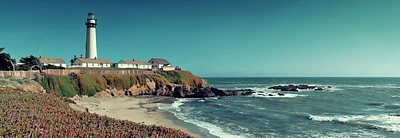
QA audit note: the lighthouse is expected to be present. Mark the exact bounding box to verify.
[85,11,97,59]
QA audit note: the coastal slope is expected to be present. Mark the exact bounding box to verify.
[39,70,237,98]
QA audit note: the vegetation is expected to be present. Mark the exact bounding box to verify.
[40,75,78,97]
[0,47,16,71]
[0,92,192,137]
[159,70,203,86]
[18,55,41,71]
[40,71,203,97]
[77,74,107,96]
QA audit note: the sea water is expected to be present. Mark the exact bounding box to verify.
[158,77,400,137]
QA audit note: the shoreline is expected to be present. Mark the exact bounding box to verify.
[69,96,206,138]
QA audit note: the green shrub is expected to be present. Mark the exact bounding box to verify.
[58,76,78,97]
[40,75,78,97]
[159,71,202,86]
[77,74,105,96]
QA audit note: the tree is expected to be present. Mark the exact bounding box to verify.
[0,47,16,71]
[19,55,41,71]
[42,64,65,70]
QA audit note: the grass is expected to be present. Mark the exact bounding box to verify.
[158,70,203,87]
[40,70,203,97]
[40,74,78,97]
[76,74,106,96]
[0,92,192,137]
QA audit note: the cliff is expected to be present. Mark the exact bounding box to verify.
[38,70,237,98]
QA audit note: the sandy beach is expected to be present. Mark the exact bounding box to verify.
[69,96,204,138]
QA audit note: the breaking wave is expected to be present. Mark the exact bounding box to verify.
[309,114,400,132]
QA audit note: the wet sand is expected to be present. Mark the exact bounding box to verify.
[69,96,205,138]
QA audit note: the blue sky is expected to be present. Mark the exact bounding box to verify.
[1,0,400,77]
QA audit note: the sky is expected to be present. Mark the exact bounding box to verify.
[1,0,400,77]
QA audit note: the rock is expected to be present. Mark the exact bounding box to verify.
[241,91,255,96]
[237,89,253,91]
[189,87,216,98]
[200,79,210,88]
[62,98,76,104]
[173,86,217,98]
[281,87,298,91]
[172,86,190,98]
[278,93,285,96]
[171,86,239,98]
[93,91,113,98]
[268,94,274,96]
[211,87,237,96]
[269,84,317,91]
[22,83,46,93]
[315,87,324,91]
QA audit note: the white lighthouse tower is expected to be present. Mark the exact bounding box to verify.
[85,11,97,59]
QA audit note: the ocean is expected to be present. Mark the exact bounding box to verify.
[158,77,400,138]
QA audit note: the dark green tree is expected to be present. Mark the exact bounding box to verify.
[0,47,16,71]
[19,55,41,71]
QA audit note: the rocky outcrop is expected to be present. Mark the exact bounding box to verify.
[200,79,210,88]
[171,85,238,98]
[268,84,331,91]
[38,71,232,98]
[91,77,222,98]
[0,78,45,93]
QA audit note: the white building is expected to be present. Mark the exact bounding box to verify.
[149,58,173,70]
[115,59,152,69]
[71,58,112,68]
[39,57,67,68]
[85,11,98,59]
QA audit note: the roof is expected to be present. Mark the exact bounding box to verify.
[39,58,66,63]
[149,58,170,65]
[119,60,151,65]
[77,58,112,64]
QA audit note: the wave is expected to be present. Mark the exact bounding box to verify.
[334,84,400,89]
[309,114,400,132]
[307,129,382,138]
[158,99,251,138]
[250,92,305,98]
[364,102,400,110]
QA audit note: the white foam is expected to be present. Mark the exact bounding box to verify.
[309,114,364,122]
[159,99,249,138]
[309,114,400,132]
[335,84,400,89]
[308,129,382,138]
[363,114,400,132]
[251,92,305,98]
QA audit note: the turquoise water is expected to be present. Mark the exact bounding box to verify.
[159,78,400,137]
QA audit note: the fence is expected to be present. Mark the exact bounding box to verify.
[0,70,40,79]
[0,69,153,79]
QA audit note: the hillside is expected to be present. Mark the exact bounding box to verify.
[39,70,210,98]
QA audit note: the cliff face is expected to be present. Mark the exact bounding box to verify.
[38,70,236,98]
